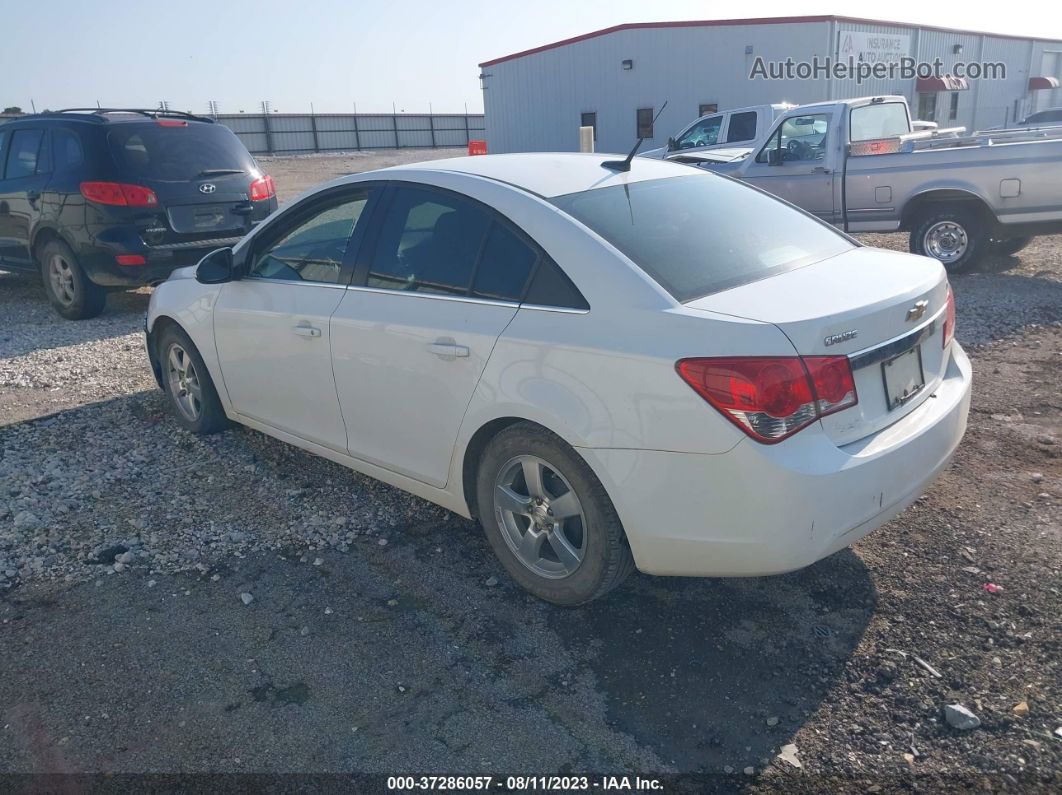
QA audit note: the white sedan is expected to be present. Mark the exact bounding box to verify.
[145,153,971,605]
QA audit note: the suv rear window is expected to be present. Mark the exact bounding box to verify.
[550,174,853,302]
[107,123,255,182]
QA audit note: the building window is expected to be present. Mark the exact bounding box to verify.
[636,107,654,139]
[698,103,718,117]
[949,92,959,121]
[580,112,597,141]
[917,93,938,123]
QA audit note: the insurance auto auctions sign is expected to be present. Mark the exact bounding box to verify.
[838,31,911,64]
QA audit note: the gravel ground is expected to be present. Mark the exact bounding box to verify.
[0,151,1059,788]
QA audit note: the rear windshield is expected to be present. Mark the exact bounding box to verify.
[107,123,255,181]
[850,102,910,141]
[549,174,854,301]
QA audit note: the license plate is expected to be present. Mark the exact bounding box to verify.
[882,346,925,410]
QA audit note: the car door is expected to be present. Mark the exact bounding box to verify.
[213,185,378,450]
[0,127,51,268]
[740,111,837,223]
[330,184,540,488]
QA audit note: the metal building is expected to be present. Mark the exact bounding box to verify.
[479,15,1062,154]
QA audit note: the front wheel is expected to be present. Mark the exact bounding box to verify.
[909,207,987,273]
[38,239,107,320]
[158,325,231,435]
[476,423,635,606]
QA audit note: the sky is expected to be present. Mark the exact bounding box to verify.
[3,0,1061,115]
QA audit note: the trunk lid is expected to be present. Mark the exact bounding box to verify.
[686,247,951,445]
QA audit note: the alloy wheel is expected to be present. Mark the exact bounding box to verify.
[166,344,203,422]
[494,455,587,579]
[48,254,77,306]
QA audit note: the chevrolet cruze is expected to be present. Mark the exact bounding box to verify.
[145,153,971,605]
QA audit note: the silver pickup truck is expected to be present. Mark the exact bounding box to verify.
[681,96,1062,272]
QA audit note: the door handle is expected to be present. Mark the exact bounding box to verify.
[812,166,831,173]
[292,325,321,338]
[427,340,470,359]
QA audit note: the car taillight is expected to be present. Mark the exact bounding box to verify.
[249,175,276,201]
[676,355,858,444]
[80,181,158,207]
[942,286,956,348]
[156,119,188,127]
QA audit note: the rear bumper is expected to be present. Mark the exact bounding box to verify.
[80,236,242,288]
[582,342,972,577]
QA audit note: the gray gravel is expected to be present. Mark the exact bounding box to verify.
[1,153,1060,784]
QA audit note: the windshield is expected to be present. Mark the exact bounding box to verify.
[108,123,256,182]
[550,174,854,301]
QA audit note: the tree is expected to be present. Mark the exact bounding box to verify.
[3,106,23,114]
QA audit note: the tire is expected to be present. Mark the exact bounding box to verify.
[38,239,107,320]
[475,422,635,606]
[908,206,987,274]
[989,236,1032,257]
[157,325,231,435]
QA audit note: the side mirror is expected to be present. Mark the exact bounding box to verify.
[196,247,236,284]
[767,147,784,166]
[667,136,677,151]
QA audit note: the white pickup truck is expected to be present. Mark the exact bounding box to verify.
[639,103,793,159]
[682,96,1062,271]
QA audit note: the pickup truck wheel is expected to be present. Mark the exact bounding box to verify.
[158,325,231,435]
[38,240,107,320]
[989,236,1032,257]
[909,208,987,273]
[476,423,635,606]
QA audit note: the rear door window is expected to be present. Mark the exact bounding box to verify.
[471,223,537,301]
[726,111,758,142]
[5,129,44,179]
[550,174,853,302]
[107,123,255,181]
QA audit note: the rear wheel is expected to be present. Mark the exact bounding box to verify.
[909,206,987,273]
[38,239,107,320]
[158,325,231,435]
[989,236,1032,257]
[476,423,635,606]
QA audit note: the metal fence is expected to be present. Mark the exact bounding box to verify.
[215,112,486,155]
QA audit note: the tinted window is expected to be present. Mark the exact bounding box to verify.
[524,257,589,310]
[251,195,367,284]
[550,174,853,302]
[108,123,255,181]
[35,131,52,175]
[368,188,490,295]
[726,111,758,143]
[53,129,85,173]
[676,116,722,149]
[850,102,910,141]
[5,129,43,179]
[0,130,6,177]
[471,223,537,301]
[756,113,830,164]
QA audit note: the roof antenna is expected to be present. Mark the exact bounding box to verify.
[602,100,668,172]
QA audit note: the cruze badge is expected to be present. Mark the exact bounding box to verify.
[824,330,858,347]
[199,183,217,194]
[906,299,928,322]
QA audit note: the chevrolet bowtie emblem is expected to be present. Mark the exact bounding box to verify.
[906,300,928,322]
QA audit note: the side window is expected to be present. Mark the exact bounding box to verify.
[0,130,7,179]
[676,115,722,149]
[756,114,830,164]
[368,187,490,295]
[251,194,368,284]
[53,129,85,173]
[35,131,52,175]
[726,111,758,143]
[524,257,589,311]
[471,223,537,301]
[5,129,44,179]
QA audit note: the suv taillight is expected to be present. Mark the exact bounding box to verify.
[676,355,858,444]
[942,286,956,349]
[80,181,158,207]
[249,175,276,201]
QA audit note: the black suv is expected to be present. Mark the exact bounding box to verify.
[0,109,278,319]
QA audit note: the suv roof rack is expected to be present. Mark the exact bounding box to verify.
[39,108,215,124]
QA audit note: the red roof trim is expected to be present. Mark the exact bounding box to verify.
[479,15,1062,67]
